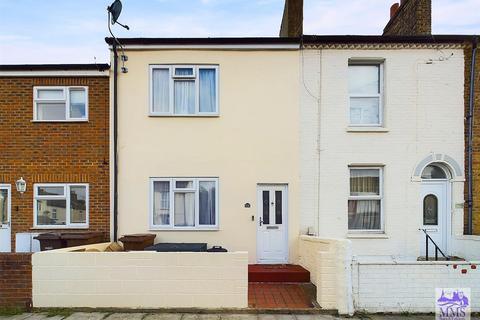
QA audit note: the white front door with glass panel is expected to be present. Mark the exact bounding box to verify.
[257,185,288,264]
[420,181,449,256]
[0,185,11,252]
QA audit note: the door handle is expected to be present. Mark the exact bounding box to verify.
[259,218,263,226]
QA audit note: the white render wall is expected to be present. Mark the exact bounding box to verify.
[300,48,466,258]
[353,261,480,313]
[115,49,300,264]
[32,244,248,308]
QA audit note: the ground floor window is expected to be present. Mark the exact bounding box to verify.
[34,183,88,228]
[150,177,218,229]
[348,167,383,231]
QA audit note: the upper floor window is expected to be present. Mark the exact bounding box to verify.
[34,183,89,228]
[150,65,218,116]
[150,177,218,230]
[348,63,383,126]
[33,87,88,121]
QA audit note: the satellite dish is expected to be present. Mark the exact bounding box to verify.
[108,0,122,24]
[107,0,129,30]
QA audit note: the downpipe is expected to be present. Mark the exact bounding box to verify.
[467,36,478,235]
[113,43,119,241]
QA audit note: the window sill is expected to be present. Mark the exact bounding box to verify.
[347,233,389,239]
[30,226,89,230]
[346,127,389,133]
[31,120,89,123]
[149,227,219,231]
[148,114,219,118]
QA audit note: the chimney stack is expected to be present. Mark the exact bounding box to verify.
[279,0,303,38]
[383,0,431,36]
[390,3,400,18]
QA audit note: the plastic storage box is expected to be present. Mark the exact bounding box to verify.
[118,233,156,251]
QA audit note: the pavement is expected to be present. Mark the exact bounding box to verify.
[1,313,480,320]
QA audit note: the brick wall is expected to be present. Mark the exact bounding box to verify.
[383,0,431,36]
[0,76,110,249]
[353,261,480,312]
[464,44,480,235]
[279,0,303,37]
[0,253,32,307]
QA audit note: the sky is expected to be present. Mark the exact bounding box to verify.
[0,0,478,64]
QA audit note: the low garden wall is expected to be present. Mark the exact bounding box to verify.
[352,260,480,313]
[0,253,32,308]
[32,243,248,309]
[297,235,354,315]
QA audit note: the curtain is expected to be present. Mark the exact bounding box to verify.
[0,190,6,224]
[37,89,63,99]
[349,97,380,124]
[174,192,195,226]
[37,103,66,120]
[153,181,170,225]
[199,181,216,225]
[199,69,216,112]
[348,200,381,230]
[350,169,379,195]
[174,80,195,114]
[348,65,379,94]
[152,69,170,113]
[69,89,86,118]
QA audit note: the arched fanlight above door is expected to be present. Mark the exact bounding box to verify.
[421,164,448,179]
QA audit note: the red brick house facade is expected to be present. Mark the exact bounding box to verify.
[0,64,110,252]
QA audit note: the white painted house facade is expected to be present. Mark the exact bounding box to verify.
[299,38,468,260]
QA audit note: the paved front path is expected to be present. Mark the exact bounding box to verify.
[1,313,480,320]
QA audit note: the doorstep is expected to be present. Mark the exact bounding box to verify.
[248,264,310,283]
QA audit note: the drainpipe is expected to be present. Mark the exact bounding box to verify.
[113,43,119,241]
[467,36,478,235]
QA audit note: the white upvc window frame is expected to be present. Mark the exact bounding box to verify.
[33,183,89,229]
[348,167,384,233]
[348,62,384,127]
[172,65,196,78]
[149,177,219,230]
[33,86,89,122]
[149,65,219,116]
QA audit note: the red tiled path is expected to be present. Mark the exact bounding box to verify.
[248,264,310,283]
[248,264,315,309]
[248,282,315,309]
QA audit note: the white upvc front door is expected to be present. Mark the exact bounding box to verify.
[0,185,12,252]
[420,181,449,257]
[256,184,288,264]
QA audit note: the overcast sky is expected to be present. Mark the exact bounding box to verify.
[0,0,478,64]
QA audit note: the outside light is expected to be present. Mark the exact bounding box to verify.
[15,177,26,194]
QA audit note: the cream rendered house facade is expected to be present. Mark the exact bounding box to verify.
[299,36,468,259]
[111,38,301,263]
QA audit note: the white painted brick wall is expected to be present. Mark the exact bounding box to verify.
[298,235,354,315]
[32,246,248,308]
[353,261,480,313]
[299,49,322,235]
[300,48,468,258]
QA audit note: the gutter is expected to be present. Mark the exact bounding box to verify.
[467,36,478,235]
[113,43,119,241]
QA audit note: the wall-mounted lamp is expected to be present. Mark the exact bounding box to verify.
[15,177,26,194]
